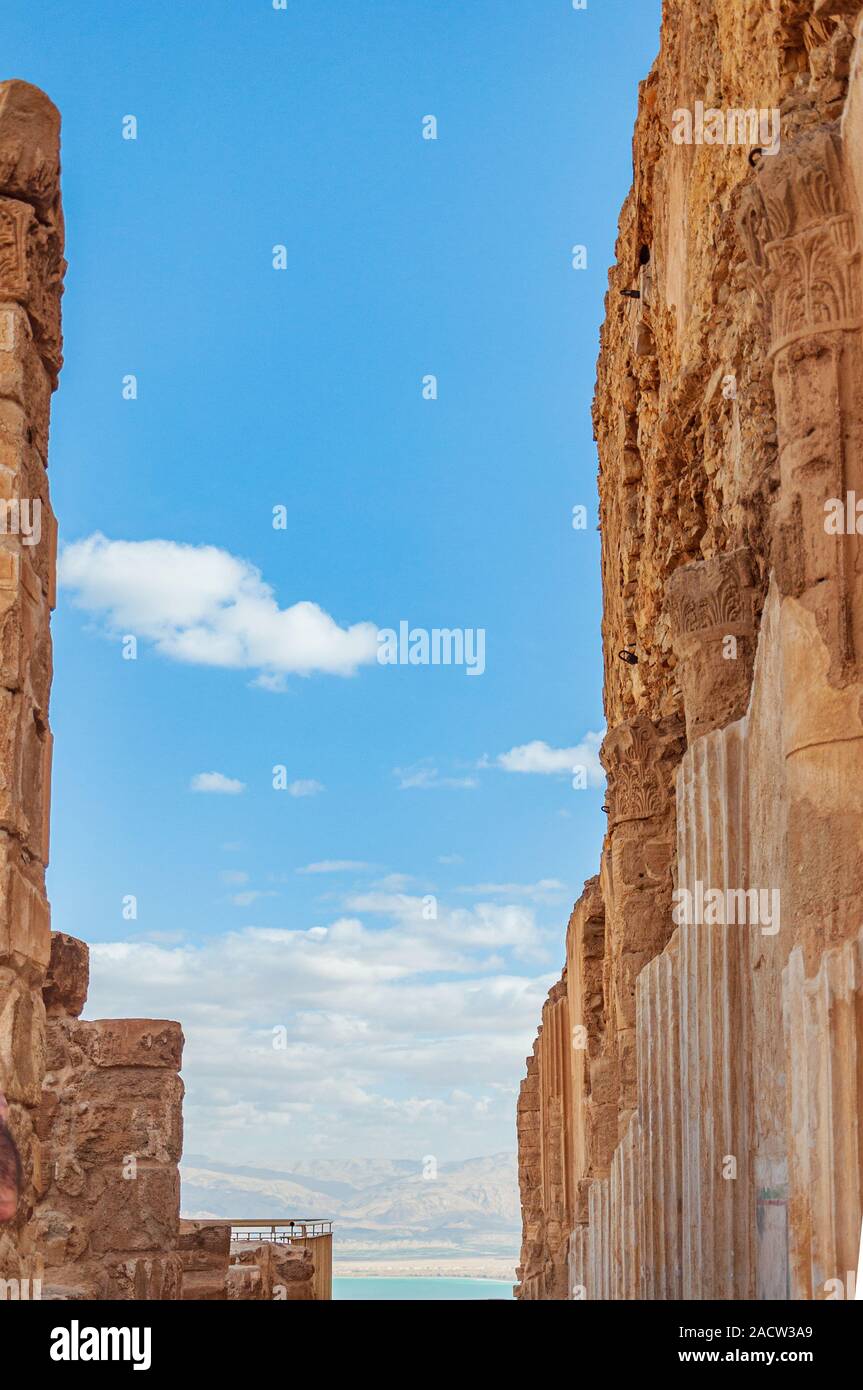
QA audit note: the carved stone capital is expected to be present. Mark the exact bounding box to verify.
[601,714,685,830]
[737,130,860,357]
[0,81,65,386]
[0,197,64,385]
[0,80,60,216]
[667,549,760,740]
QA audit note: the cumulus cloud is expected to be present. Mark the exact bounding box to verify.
[491,732,605,786]
[191,772,245,795]
[85,898,556,1161]
[59,533,378,679]
[341,892,547,961]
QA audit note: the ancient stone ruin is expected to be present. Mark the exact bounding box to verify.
[516,0,863,1301]
[0,76,65,1299]
[0,78,331,1303]
[7,0,863,1310]
[35,933,185,1300]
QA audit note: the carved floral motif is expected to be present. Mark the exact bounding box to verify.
[738,131,861,356]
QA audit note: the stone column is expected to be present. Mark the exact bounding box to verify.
[737,115,863,1297]
[783,929,863,1300]
[675,723,755,1300]
[515,974,573,1300]
[635,936,682,1300]
[0,79,65,1291]
[565,879,614,1263]
[600,714,685,1129]
[34,932,185,1300]
[587,1176,611,1300]
[540,978,572,1299]
[514,1052,542,1298]
[739,127,863,974]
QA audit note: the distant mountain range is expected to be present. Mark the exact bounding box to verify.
[181,1153,520,1266]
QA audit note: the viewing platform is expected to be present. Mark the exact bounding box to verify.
[219,1219,334,1300]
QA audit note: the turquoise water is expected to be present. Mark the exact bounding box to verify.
[333,1277,514,1301]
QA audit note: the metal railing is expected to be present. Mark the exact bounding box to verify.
[227,1219,333,1243]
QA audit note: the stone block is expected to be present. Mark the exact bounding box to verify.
[60,1077,184,1166]
[0,970,45,1104]
[1,694,50,865]
[0,833,50,970]
[226,1263,263,1301]
[272,1246,315,1300]
[178,1219,230,1267]
[42,932,89,1017]
[181,1269,227,1300]
[101,1253,183,1302]
[86,1167,180,1256]
[78,1018,184,1070]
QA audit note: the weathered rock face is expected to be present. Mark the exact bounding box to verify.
[0,77,64,1295]
[179,1220,230,1301]
[34,933,185,1300]
[228,1241,316,1302]
[0,82,193,1303]
[517,0,863,1301]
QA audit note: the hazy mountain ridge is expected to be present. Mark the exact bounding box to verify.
[181,1152,520,1262]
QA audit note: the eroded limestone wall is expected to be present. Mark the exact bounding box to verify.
[515,976,573,1299]
[34,932,185,1300]
[227,1241,316,1302]
[0,82,206,1307]
[517,0,863,1301]
[0,78,64,1292]
[179,1221,230,1301]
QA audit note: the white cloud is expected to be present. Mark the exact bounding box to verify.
[220,871,249,885]
[492,732,605,786]
[85,898,556,1162]
[59,533,378,679]
[191,772,245,795]
[341,892,547,960]
[287,779,324,798]
[371,873,415,891]
[252,672,289,693]
[296,861,372,875]
[457,879,566,902]
[394,761,478,791]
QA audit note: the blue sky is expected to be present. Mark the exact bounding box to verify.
[7,0,660,1164]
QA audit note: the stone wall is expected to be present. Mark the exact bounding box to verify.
[515,976,573,1299]
[228,1241,316,1302]
[179,1221,229,1301]
[0,78,65,1294]
[34,932,185,1300]
[517,0,863,1301]
[0,80,194,1304]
